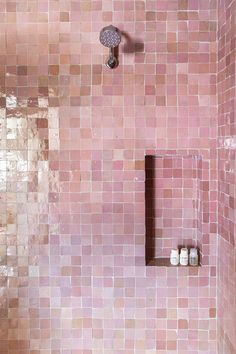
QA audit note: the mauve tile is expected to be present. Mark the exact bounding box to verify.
[217,0,236,351]
[0,0,225,352]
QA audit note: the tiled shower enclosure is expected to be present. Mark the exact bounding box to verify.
[0,0,235,353]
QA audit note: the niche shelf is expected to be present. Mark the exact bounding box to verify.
[145,154,202,267]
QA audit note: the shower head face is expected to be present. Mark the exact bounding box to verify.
[99,25,121,48]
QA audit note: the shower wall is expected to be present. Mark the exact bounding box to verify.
[217,0,236,352]
[0,1,218,353]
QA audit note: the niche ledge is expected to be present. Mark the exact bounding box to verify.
[146,257,201,267]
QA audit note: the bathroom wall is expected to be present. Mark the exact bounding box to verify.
[0,1,218,353]
[217,0,236,352]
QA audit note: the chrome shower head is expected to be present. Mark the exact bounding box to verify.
[99,25,121,48]
[99,25,121,69]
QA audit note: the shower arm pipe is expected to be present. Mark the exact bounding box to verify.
[105,46,119,69]
[109,47,115,59]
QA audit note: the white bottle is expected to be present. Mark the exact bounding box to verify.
[189,248,198,266]
[170,249,179,266]
[180,248,188,266]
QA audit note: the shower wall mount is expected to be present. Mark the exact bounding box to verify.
[99,25,121,69]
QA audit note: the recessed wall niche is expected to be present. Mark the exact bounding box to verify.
[145,154,202,266]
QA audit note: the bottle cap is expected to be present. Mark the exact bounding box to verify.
[170,248,179,256]
[180,248,188,255]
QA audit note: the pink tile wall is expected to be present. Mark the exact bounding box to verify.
[0,1,218,353]
[217,0,236,352]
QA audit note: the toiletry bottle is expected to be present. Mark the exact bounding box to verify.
[189,248,198,266]
[180,248,188,266]
[170,249,179,266]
